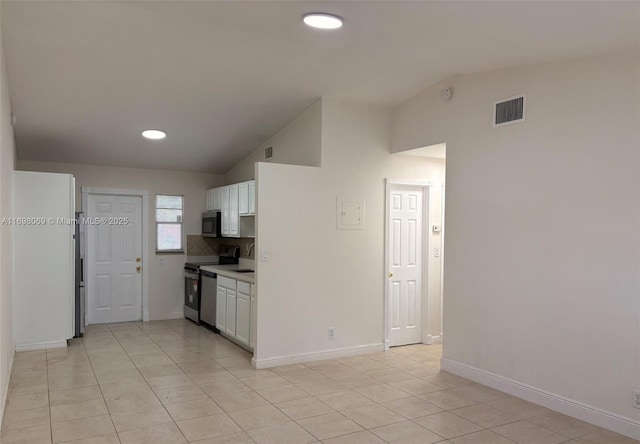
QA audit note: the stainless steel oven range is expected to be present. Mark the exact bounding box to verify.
[183,246,239,325]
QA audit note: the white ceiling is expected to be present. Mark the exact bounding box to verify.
[2,1,638,173]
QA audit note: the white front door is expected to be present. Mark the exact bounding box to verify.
[388,186,424,346]
[87,194,143,324]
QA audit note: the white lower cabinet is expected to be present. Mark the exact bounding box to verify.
[218,275,253,351]
[226,289,236,336]
[216,286,226,331]
[236,293,250,346]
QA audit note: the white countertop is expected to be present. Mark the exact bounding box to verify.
[200,264,255,283]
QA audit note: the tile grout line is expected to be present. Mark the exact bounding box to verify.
[46,348,53,444]
[108,321,189,443]
[80,333,122,444]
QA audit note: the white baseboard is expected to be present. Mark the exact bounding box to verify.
[149,311,184,321]
[15,340,68,352]
[254,343,384,369]
[0,349,14,431]
[425,334,442,345]
[143,309,150,322]
[441,358,640,441]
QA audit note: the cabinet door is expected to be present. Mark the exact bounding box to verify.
[250,284,256,350]
[212,188,222,211]
[216,286,226,331]
[229,184,239,237]
[221,186,230,236]
[248,181,256,215]
[238,182,249,215]
[236,292,250,346]
[205,189,214,211]
[226,289,236,335]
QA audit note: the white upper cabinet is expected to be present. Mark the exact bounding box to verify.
[206,180,254,238]
[205,188,222,211]
[228,184,239,237]
[212,188,221,211]
[239,180,255,216]
[248,181,256,215]
[221,186,230,236]
[239,182,249,215]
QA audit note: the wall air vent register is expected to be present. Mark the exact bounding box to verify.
[494,95,526,127]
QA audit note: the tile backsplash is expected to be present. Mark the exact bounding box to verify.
[187,235,255,259]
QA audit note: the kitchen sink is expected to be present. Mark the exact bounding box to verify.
[234,269,254,273]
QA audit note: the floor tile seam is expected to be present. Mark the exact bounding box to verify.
[489,422,573,444]
[46,347,54,444]
[102,326,186,443]
[292,410,365,442]
[403,415,456,443]
[78,336,122,443]
[145,323,256,442]
[275,395,340,422]
[446,406,539,434]
[521,415,593,440]
[293,377,352,398]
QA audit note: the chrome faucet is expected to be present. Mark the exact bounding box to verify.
[246,242,255,257]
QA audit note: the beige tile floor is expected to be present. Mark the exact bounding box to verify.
[1,319,638,444]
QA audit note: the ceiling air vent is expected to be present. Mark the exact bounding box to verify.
[265,146,273,160]
[494,95,525,127]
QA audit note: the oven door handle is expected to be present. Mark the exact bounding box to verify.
[184,272,200,280]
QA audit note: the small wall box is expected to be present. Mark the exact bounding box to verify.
[337,197,365,230]
[433,225,441,233]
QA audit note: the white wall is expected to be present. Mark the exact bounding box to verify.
[225,99,322,184]
[393,51,640,432]
[254,98,445,367]
[17,160,224,320]
[0,3,15,428]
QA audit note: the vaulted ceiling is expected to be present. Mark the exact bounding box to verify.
[2,1,638,172]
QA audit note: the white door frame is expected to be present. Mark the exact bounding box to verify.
[384,179,433,351]
[82,187,150,323]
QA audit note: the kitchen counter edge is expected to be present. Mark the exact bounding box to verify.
[200,265,255,283]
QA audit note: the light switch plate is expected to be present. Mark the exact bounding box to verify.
[261,249,271,262]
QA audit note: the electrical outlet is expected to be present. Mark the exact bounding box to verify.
[159,257,165,267]
[633,389,640,409]
[328,327,335,340]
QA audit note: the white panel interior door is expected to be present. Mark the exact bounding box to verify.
[389,187,424,346]
[87,194,143,324]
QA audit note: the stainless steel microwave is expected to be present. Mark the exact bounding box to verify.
[202,211,221,237]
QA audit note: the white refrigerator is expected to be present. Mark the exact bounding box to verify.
[13,171,75,351]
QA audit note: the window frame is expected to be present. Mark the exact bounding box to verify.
[155,194,185,254]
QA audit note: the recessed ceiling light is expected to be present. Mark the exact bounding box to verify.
[142,129,166,140]
[303,13,343,30]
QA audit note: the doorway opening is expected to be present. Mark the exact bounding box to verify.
[82,187,150,325]
[384,143,446,350]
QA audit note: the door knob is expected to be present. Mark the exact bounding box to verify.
[388,272,393,278]
[136,266,141,272]
[136,257,141,263]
